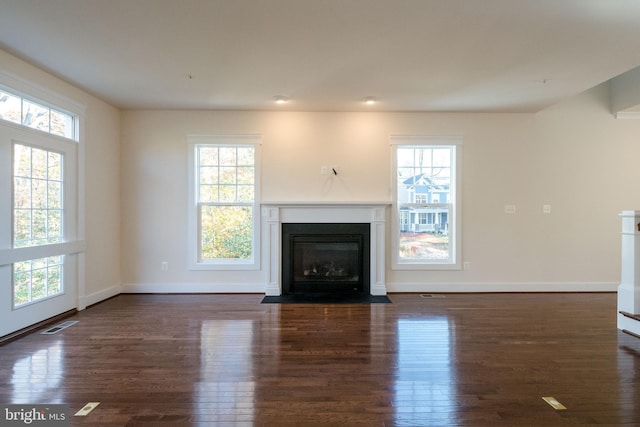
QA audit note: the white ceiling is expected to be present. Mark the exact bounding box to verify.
[2,0,640,112]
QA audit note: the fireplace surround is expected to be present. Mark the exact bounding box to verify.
[262,202,389,296]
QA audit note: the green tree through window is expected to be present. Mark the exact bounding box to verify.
[13,144,65,306]
[195,143,257,264]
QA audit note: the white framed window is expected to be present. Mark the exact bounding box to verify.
[187,135,261,270]
[0,75,84,337]
[0,87,77,141]
[391,136,462,270]
[12,144,65,307]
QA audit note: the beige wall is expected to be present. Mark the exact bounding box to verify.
[121,83,640,292]
[0,49,122,305]
[4,45,638,302]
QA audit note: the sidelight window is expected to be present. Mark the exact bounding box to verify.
[0,78,82,337]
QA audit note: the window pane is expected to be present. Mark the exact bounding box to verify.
[13,256,63,307]
[200,205,253,260]
[396,144,455,264]
[399,206,450,261]
[237,185,254,202]
[199,185,218,203]
[13,144,65,248]
[199,146,218,165]
[31,147,47,179]
[199,166,218,184]
[218,147,236,166]
[48,210,62,238]
[14,144,31,177]
[398,167,414,180]
[15,260,31,272]
[237,147,254,165]
[48,151,62,180]
[219,185,237,202]
[50,109,74,139]
[194,141,257,264]
[219,167,236,184]
[32,179,47,208]
[13,271,31,306]
[13,209,31,246]
[22,99,50,132]
[32,268,47,300]
[1,90,77,140]
[237,167,254,185]
[0,90,21,124]
[47,264,62,295]
[14,178,30,207]
[433,148,450,167]
[48,181,62,208]
[31,209,47,241]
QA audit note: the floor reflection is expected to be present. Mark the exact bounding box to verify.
[196,319,255,425]
[11,339,64,404]
[618,333,640,425]
[395,316,458,426]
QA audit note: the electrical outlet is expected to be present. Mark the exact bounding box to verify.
[543,204,551,214]
[463,262,471,271]
[504,204,516,214]
[161,261,168,271]
[320,166,328,175]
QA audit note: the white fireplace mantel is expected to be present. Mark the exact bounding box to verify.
[261,202,390,296]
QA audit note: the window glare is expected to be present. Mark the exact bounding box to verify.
[0,90,21,124]
[50,109,74,139]
[22,99,50,132]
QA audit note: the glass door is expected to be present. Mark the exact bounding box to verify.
[0,126,79,337]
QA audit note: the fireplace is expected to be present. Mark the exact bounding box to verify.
[262,202,389,296]
[282,223,370,295]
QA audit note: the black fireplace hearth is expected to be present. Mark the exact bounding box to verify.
[282,223,370,295]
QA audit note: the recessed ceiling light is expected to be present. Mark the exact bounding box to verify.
[363,97,377,105]
[274,96,289,104]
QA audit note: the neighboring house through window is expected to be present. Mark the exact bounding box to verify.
[391,136,461,269]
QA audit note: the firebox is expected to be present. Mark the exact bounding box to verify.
[282,223,370,295]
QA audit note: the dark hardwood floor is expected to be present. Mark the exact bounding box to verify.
[1,293,638,426]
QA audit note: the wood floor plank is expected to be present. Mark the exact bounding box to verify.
[0,293,638,426]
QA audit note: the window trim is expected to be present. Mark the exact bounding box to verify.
[390,135,462,270]
[0,74,86,342]
[187,134,261,270]
[0,72,80,142]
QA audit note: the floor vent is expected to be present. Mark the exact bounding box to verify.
[420,294,446,298]
[41,320,78,335]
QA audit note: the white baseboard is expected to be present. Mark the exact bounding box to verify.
[121,282,266,294]
[386,281,618,293]
[84,282,617,302]
[79,284,122,309]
